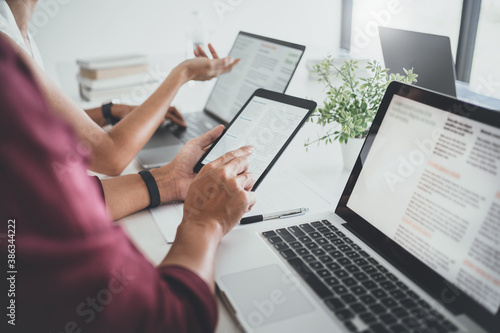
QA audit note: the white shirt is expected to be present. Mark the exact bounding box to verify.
[0,1,45,70]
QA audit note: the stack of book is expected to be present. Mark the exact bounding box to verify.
[77,54,155,101]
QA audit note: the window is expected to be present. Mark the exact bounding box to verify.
[350,0,463,62]
[469,0,500,100]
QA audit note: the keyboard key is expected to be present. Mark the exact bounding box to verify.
[319,255,334,263]
[288,226,305,237]
[351,244,361,251]
[276,228,295,242]
[359,295,376,304]
[305,242,319,250]
[350,302,367,314]
[362,266,378,274]
[324,297,344,311]
[396,281,409,290]
[322,219,332,226]
[380,298,398,308]
[309,232,322,239]
[298,235,312,243]
[296,248,310,256]
[377,265,388,273]
[341,294,357,304]
[262,230,277,238]
[380,314,397,325]
[380,281,396,290]
[350,286,367,295]
[371,273,387,282]
[386,272,398,282]
[360,313,377,324]
[279,249,296,259]
[325,262,341,271]
[287,257,332,299]
[370,304,387,314]
[328,224,338,231]
[267,236,283,244]
[299,223,315,233]
[317,269,331,278]
[303,255,316,263]
[406,290,419,300]
[362,280,378,289]
[389,290,406,300]
[312,248,326,256]
[273,243,289,251]
[331,238,345,245]
[338,245,351,252]
[329,250,344,258]
[399,298,418,309]
[370,323,390,333]
[289,241,303,249]
[332,285,349,295]
[354,258,369,266]
[359,250,370,257]
[309,261,324,270]
[311,221,324,228]
[338,257,351,266]
[323,232,337,239]
[333,269,349,279]
[322,244,336,251]
[317,226,330,233]
[368,258,379,265]
[316,238,329,246]
[417,299,431,309]
[388,324,408,333]
[343,237,354,244]
[335,309,355,321]
[336,231,346,237]
[342,277,357,287]
[344,321,358,332]
[391,307,408,318]
[345,251,361,259]
[345,265,360,273]
[324,277,340,286]
[353,272,369,281]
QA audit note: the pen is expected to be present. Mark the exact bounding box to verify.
[240,207,309,225]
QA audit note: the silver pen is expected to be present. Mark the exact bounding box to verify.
[240,207,309,225]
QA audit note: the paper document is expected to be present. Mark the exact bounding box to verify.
[151,168,334,243]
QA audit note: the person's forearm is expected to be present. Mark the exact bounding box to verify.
[85,106,108,127]
[160,221,223,292]
[100,174,150,220]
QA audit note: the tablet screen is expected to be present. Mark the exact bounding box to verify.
[200,95,309,181]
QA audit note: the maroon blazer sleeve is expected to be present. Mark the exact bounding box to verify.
[0,35,217,333]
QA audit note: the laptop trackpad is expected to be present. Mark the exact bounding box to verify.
[220,265,315,329]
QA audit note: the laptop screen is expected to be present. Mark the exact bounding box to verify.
[346,92,500,315]
[204,32,305,124]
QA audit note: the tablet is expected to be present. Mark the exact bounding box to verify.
[193,89,316,190]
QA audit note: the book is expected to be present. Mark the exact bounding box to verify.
[76,54,148,70]
[79,64,149,80]
[77,73,158,91]
[79,84,136,101]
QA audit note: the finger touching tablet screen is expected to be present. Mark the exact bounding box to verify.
[194,89,316,190]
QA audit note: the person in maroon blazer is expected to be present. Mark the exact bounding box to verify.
[0,34,256,333]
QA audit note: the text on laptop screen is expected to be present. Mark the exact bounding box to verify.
[204,34,303,123]
[347,95,500,314]
[202,96,308,179]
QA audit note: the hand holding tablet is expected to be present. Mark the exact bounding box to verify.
[194,89,316,190]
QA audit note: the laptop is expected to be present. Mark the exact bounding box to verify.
[214,82,500,333]
[137,31,305,168]
[379,27,457,97]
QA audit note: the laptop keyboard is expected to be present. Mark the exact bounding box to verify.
[262,220,459,333]
[171,113,217,142]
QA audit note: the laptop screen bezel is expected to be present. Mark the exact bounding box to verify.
[335,81,500,332]
[202,31,306,125]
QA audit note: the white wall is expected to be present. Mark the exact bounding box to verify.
[31,0,342,80]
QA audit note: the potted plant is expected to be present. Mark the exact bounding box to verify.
[306,56,418,170]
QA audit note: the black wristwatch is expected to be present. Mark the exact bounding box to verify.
[101,100,121,126]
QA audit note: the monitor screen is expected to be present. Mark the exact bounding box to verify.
[204,33,304,124]
[347,94,500,314]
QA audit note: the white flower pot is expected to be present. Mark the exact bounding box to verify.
[340,138,365,171]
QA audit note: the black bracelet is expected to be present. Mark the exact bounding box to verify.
[101,102,121,126]
[138,170,161,208]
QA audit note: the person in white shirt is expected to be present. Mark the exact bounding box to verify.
[0,0,239,176]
